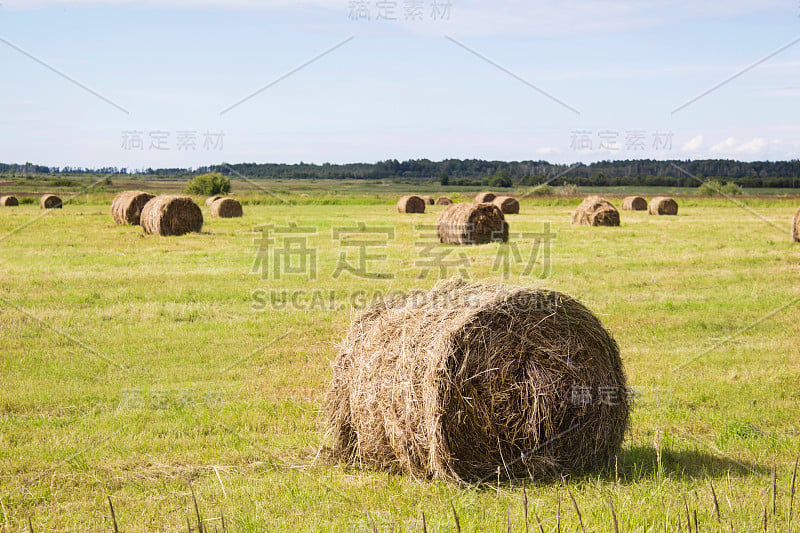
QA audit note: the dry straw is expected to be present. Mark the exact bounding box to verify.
[397,195,426,214]
[493,196,520,214]
[39,194,62,209]
[111,191,154,225]
[436,196,453,205]
[0,196,19,207]
[421,195,435,205]
[140,195,203,236]
[326,279,630,483]
[621,196,647,211]
[205,195,223,207]
[210,198,243,218]
[436,203,508,244]
[474,191,497,203]
[649,197,678,215]
[793,207,800,242]
[572,196,620,227]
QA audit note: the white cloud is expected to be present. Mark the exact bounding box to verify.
[710,137,737,152]
[707,137,785,157]
[682,135,703,150]
[734,138,768,154]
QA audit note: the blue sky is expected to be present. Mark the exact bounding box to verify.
[0,0,798,169]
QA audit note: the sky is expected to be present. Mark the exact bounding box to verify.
[0,0,798,169]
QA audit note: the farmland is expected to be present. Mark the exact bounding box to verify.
[1,184,799,531]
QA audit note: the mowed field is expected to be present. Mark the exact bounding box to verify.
[1,191,799,531]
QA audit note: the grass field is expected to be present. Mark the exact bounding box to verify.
[1,190,799,531]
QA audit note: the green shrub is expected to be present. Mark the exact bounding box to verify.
[527,183,554,196]
[698,180,743,196]
[720,182,743,196]
[488,170,513,188]
[697,180,723,196]
[184,172,231,196]
[558,184,580,196]
[19,197,36,205]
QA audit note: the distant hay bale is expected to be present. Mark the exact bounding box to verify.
[436,196,453,205]
[397,195,426,214]
[39,194,62,209]
[571,196,620,227]
[140,195,203,236]
[437,203,508,244]
[111,191,154,225]
[210,197,243,218]
[205,195,223,207]
[793,207,800,242]
[326,279,630,483]
[474,191,497,203]
[0,195,19,207]
[421,195,435,205]
[493,196,520,214]
[621,196,647,211]
[649,197,678,216]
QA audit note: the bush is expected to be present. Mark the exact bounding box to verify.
[184,172,231,196]
[527,183,554,196]
[488,170,513,188]
[720,182,743,196]
[698,180,743,196]
[697,180,723,196]
[558,184,580,196]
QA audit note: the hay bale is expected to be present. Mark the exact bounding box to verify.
[474,191,496,203]
[111,191,154,225]
[140,195,203,236]
[571,196,620,227]
[621,196,647,211]
[649,197,678,215]
[39,194,62,209]
[436,203,508,244]
[205,195,223,207]
[326,279,630,483]
[436,196,453,205]
[493,196,520,214]
[397,195,426,214]
[210,197,243,218]
[421,195,435,205]
[0,195,19,207]
[793,207,800,242]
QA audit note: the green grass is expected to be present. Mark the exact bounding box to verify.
[0,195,799,531]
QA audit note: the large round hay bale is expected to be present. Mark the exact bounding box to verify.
[621,196,647,211]
[571,196,620,227]
[205,195,223,207]
[397,195,426,214]
[0,196,19,207]
[649,197,678,215]
[210,197,243,218]
[326,279,630,483]
[421,195,435,205]
[436,196,453,205]
[793,207,800,242]
[39,194,62,209]
[493,196,520,214]
[111,191,154,225]
[140,195,203,236]
[436,202,508,244]
[474,191,496,203]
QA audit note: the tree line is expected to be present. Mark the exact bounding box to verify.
[2,159,799,188]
